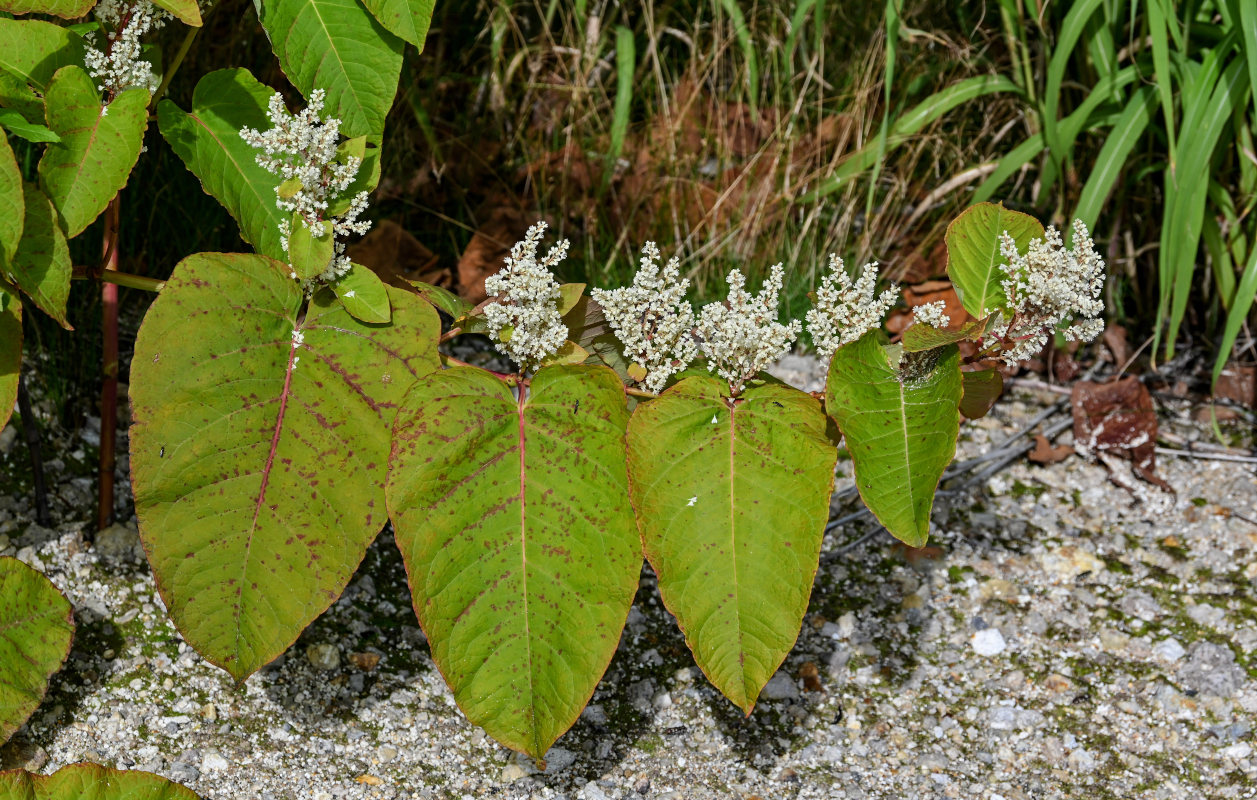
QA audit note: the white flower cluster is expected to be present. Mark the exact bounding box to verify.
[804,257,899,359]
[989,219,1106,363]
[240,90,371,286]
[591,243,699,393]
[85,0,168,97]
[695,264,801,394]
[913,300,951,329]
[484,222,570,371]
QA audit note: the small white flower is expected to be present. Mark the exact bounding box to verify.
[85,0,169,96]
[805,256,898,359]
[912,300,951,329]
[241,91,372,289]
[988,219,1106,364]
[695,264,801,394]
[483,222,570,371]
[290,329,305,346]
[591,242,699,394]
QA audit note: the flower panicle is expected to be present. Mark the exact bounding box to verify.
[483,222,570,372]
[805,256,899,359]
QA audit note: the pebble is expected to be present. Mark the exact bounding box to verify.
[1177,642,1245,697]
[305,643,340,671]
[1222,742,1253,760]
[760,672,799,701]
[581,781,611,800]
[500,763,531,782]
[1153,638,1186,662]
[970,628,1006,656]
[200,752,229,772]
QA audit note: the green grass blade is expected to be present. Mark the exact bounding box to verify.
[1147,0,1178,168]
[865,0,902,219]
[972,132,1045,204]
[1212,243,1257,387]
[607,25,634,183]
[784,0,817,65]
[1043,0,1104,172]
[1236,0,1257,121]
[803,75,1021,202]
[1073,86,1156,230]
[715,0,758,112]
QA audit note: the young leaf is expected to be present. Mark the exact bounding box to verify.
[542,340,589,366]
[152,0,203,26]
[0,108,59,143]
[826,334,962,547]
[556,282,585,316]
[0,556,75,745]
[8,182,72,329]
[158,69,288,262]
[945,202,1044,320]
[286,216,333,281]
[959,368,1003,420]
[256,0,405,139]
[0,764,200,799]
[129,253,439,681]
[0,0,94,20]
[407,279,470,319]
[38,67,148,238]
[387,365,640,759]
[900,314,996,353]
[0,19,87,94]
[360,0,436,50]
[626,376,837,713]
[0,135,23,266]
[334,262,391,324]
[0,281,18,432]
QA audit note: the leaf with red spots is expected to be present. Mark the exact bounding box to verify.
[625,376,836,714]
[0,763,200,799]
[129,253,439,681]
[826,333,962,548]
[0,556,74,745]
[386,365,640,759]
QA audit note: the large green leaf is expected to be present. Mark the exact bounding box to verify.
[129,252,439,680]
[0,556,75,744]
[257,0,405,139]
[944,202,1044,320]
[0,135,23,267]
[37,67,148,238]
[8,182,71,329]
[360,0,435,49]
[826,334,962,547]
[0,0,95,18]
[387,365,640,759]
[0,764,200,799]
[0,108,59,143]
[625,376,836,713]
[0,19,87,91]
[158,69,287,262]
[0,281,18,432]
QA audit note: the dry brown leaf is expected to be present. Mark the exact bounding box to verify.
[1028,434,1073,464]
[1072,377,1171,491]
[799,661,823,693]
[1215,363,1256,408]
[1102,324,1129,367]
[457,200,531,302]
[348,651,381,671]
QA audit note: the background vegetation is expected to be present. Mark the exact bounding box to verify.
[20,0,1257,425]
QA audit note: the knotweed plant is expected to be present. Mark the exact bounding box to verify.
[85,0,167,98]
[805,257,900,359]
[240,90,371,288]
[482,222,571,372]
[694,264,802,394]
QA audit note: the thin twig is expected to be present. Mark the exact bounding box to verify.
[1152,447,1257,465]
[98,199,120,531]
[16,375,51,527]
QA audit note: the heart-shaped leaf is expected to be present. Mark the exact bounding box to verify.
[333,261,390,323]
[0,764,200,799]
[129,252,439,680]
[0,556,75,744]
[360,0,435,49]
[945,202,1044,319]
[158,69,288,261]
[8,182,72,329]
[0,281,19,431]
[0,0,94,20]
[257,0,404,139]
[38,67,148,238]
[626,376,836,713]
[826,334,962,547]
[387,365,641,759]
[0,135,23,266]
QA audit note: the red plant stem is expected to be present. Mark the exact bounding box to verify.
[97,198,120,531]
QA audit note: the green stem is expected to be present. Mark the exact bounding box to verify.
[73,267,165,293]
[151,25,200,108]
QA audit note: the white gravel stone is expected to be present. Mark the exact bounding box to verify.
[970,628,1006,656]
[1153,637,1186,662]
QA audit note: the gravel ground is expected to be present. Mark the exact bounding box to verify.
[1,355,1255,800]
